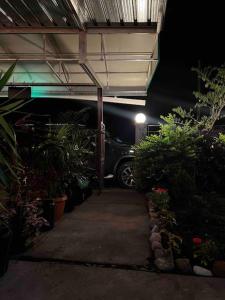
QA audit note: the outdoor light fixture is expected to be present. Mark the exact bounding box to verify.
[135,113,147,143]
[135,113,146,124]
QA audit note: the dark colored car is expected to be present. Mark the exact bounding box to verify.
[104,137,135,188]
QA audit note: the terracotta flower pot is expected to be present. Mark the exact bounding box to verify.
[54,195,67,222]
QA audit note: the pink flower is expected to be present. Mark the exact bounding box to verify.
[193,237,202,246]
[152,187,168,193]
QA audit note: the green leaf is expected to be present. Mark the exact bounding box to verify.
[0,168,8,186]
[0,151,17,182]
[1,98,35,117]
[0,115,15,141]
[0,62,16,92]
[0,100,24,112]
[0,128,19,157]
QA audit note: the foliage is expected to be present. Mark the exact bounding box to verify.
[159,209,177,229]
[147,189,170,210]
[193,239,218,267]
[31,113,94,197]
[15,196,48,245]
[148,188,180,252]
[169,168,196,207]
[160,229,182,255]
[136,64,225,265]
[173,65,225,132]
[217,133,225,144]
[0,203,16,231]
[201,194,225,243]
[134,65,225,196]
[196,136,225,193]
[134,114,200,193]
[0,62,34,233]
[0,63,19,188]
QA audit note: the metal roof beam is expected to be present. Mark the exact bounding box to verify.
[44,34,71,86]
[0,57,80,62]
[4,82,94,87]
[0,92,145,106]
[79,31,103,88]
[0,26,156,34]
[0,56,157,63]
[2,85,146,96]
[46,61,71,93]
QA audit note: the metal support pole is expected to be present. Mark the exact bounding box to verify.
[97,87,105,192]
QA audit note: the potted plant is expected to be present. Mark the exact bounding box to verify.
[49,177,68,222]
[61,123,94,209]
[33,127,68,222]
[0,62,33,274]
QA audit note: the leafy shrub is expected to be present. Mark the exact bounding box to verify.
[193,239,218,267]
[159,209,177,229]
[196,136,225,193]
[147,188,170,210]
[134,114,199,195]
[169,169,196,208]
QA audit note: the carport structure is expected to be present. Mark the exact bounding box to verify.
[0,0,167,187]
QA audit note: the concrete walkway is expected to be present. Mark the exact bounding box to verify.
[1,189,225,300]
[25,188,150,265]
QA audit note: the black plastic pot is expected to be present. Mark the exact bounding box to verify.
[64,183,93,213]
[64,190,75,213]
[11,205,26,254]
[84,186,93,200]
[0,225,12,277]
[72,185,85,206]
[42,200,55,230]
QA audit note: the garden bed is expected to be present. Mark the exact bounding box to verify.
[146,189,225,277]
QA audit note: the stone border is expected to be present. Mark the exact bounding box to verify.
[147,198,175,272]
[146,196,224,277]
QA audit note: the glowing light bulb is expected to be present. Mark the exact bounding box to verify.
[135,113,146,124]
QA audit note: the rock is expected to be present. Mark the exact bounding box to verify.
[212,261,225,277]
[150,232,161,243]
[175,258,192,273]
[149,219,160,229]
[154,248,166,259]
[193,266,213,277]
[151,225,159,233]
[154,257,175,272]
[150,212,158,219]
[151,241,163,251]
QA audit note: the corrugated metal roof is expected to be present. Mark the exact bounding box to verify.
[0,0,166,28]
[0,0,167,104]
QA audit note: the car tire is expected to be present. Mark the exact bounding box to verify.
[117,161,135,189]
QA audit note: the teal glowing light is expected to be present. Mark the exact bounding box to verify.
[31,88,46,98]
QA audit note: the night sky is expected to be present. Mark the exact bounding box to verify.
[16,0,225,144]
[106,0,225,142]
[147,0,225,120]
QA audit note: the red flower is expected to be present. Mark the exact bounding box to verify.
[152,187,168,193]
[192,237,202,246]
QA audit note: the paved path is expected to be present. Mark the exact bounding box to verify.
[1,189,225,300]
[25,188,150,265]
[1,261,225,300]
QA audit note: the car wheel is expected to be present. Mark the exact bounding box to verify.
[117,161,135,189]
